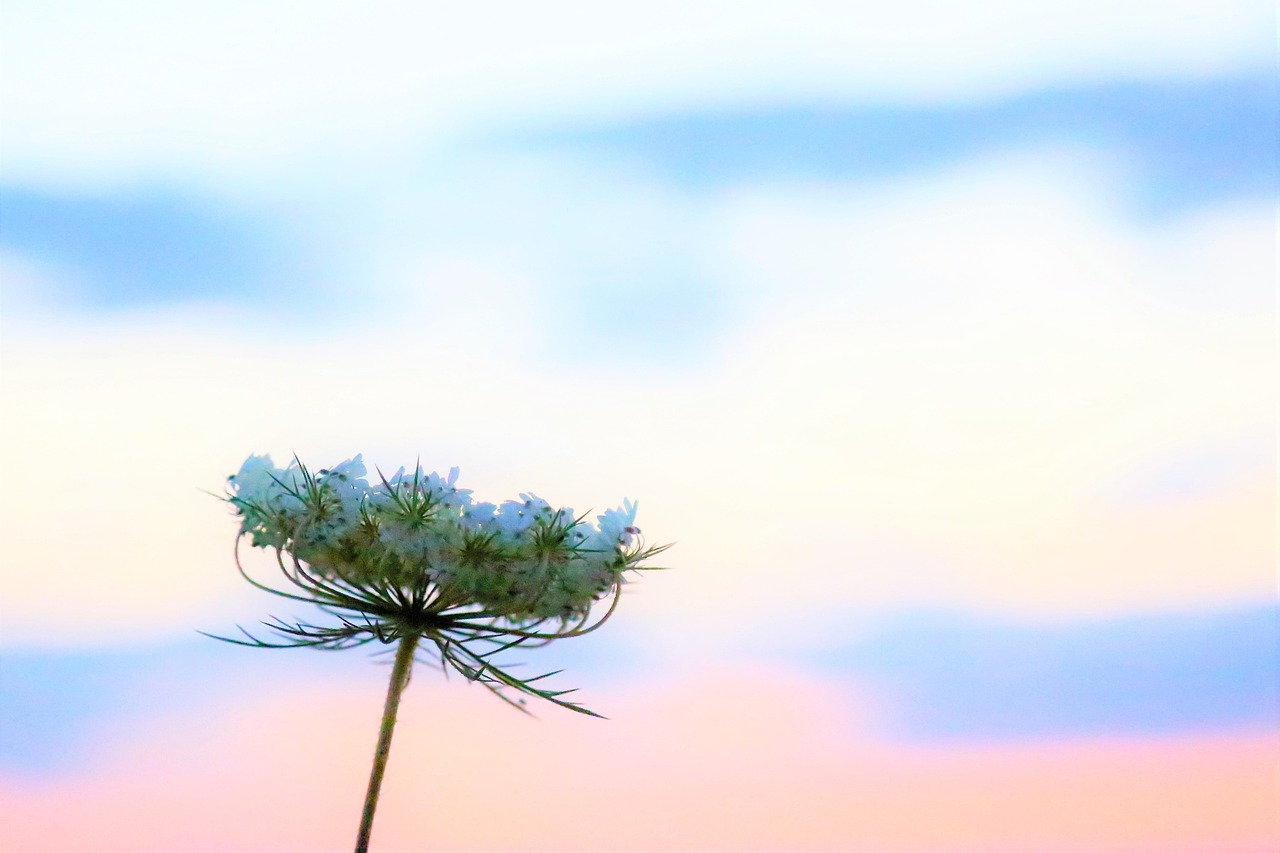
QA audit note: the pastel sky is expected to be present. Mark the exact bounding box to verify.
[1,2,1276,851]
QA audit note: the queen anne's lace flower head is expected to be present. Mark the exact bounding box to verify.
[228,454,647,622]
[218,453,667,715]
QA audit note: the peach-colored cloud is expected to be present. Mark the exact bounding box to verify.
[3,665,1276,852]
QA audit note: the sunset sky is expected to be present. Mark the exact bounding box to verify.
[1,2,1276,851]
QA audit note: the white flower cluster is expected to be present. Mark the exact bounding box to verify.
[227,454,643,621]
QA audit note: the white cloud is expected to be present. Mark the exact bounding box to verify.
[0,152,1272,648]
[1,0,1269,188]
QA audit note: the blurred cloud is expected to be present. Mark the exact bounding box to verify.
[1,1,1271,187]
[1103,433,1274,506]
[0,187,302,311]
[504,73,1279,216]
[0,640,337,775]
[3,75,1270,337]
[820,604,1280,740]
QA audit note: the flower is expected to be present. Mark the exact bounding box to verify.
[596,497,640,548]
[210,453,668,715]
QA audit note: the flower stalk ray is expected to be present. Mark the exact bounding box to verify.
[206,530,660,715]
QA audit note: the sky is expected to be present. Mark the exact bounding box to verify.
[1,2,1277,851]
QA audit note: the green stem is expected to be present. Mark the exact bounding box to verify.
[355,632,420,853]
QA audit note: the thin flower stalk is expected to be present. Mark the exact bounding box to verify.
[356,632,419,853]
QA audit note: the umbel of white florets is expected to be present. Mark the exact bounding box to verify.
[227,454,643,621]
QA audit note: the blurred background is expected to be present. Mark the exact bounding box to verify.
[1,2,1276,850]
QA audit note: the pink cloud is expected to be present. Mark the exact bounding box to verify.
[3,665,1276,851]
